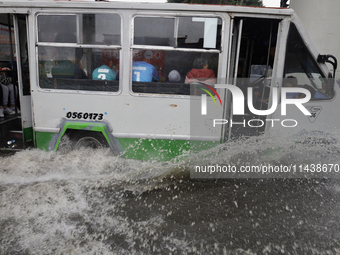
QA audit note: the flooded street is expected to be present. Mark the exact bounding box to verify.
[0,1,339,254]
[1,135,340,254]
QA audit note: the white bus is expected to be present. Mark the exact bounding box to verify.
[0,1,337,161]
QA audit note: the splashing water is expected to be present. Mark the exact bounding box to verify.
[1,132,340,254]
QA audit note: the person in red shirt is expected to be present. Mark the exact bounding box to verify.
[185,56,216,84]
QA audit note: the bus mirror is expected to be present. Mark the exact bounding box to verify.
[317,54,338,78]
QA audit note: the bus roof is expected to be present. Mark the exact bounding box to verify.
[0,1,294,16]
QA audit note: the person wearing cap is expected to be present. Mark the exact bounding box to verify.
[168,70,181,83]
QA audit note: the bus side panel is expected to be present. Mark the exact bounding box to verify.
[35,131,56,151]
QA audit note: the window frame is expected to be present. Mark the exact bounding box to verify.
[35,11,123,95]
[283,22,334,101]
[130,13,224,98]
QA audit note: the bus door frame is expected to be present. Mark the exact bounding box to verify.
[223,14,291,139]
[265,16,290,133]
[223,17,243,142]
[13,14,33,147]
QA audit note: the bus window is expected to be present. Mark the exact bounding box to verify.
[132,49,218,95]
[132,16,221,95]
[231,18,279,94]
[0,15,16,83]
[134,17,175,47]
[37,13,121,92]
[284,23,333,99]
[177,16,221,50]
[0,20,15,61]
[38,15,77,43]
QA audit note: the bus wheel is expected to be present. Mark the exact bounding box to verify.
[71,131,108,149]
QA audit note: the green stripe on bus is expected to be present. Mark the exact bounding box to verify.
[23,127,33,143]
[117,138,218,161]
[35,132,55,151]
[35,128,218,161]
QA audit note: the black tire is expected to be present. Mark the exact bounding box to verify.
[71,131,108,149]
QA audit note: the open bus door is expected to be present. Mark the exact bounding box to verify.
[224,17,281,140]
[0,14,32,150]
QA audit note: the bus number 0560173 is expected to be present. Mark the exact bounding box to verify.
[66,112,104,120]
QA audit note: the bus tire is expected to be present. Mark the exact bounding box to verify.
[71,131,108,149]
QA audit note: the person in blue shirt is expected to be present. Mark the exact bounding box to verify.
[132,59,159,82]
[92,61,117,81]
[314,90,328,99]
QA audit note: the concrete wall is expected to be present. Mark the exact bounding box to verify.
[290,0,340,79]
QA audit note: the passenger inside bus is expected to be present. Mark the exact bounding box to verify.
[167,70,181,83]
[51,33,86,79]
[0,85,11,117]
[296,84,327,99]
[0,75,17,117]
[92,60,117,81]
[252,88,268,110]
[52,48,86,79]
[0,85,2,117]
[185,56,216,84]
[284,75,331,99]
[319,81,333,98]
[132,57,159,82]
[6,54,18,83]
